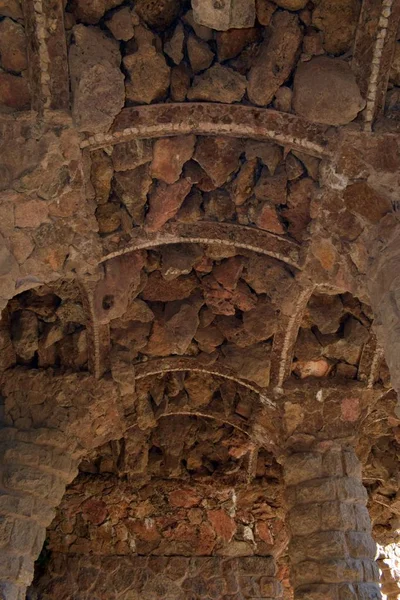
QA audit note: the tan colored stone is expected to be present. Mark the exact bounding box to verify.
[293,57,365,126]
[312,0,361,55]
[188,64,246,103]
[187,34,214,73]
[248,11,302,106]
[151,135,196,184]
[124,46,170,104]
[95,203,121,234]
[90,150,113,204]
[273,85,293,113]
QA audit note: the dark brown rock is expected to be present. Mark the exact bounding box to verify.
[96,203,121,234]
[151,135,196,184]
[216,27,261,62]
[292,57,365,126]
[187,34,214,73]
[11,310,38,361]
[106,7,134,41]
[231,159,258,206]
[145,177,192,232]
[254,167,287,205]
[253,202,285,234]
[112,139,153,172]
[343,182,391,224]
[194,136,243,187]
[273,85,293,113]
[145,299,201,356]
[113,165,153,224]
[142,271,198,302]
[312,0,361,55]
[245,141,283,175]
[247,11,302,106]
[124,45,170,105]
[203,190,236,222]
[219,342,271,386]
[69,0,107,24]
[307,294,343,334]
[187,64,246,103]
[170,63,191,101]
[0,72,30,110]
[282,177,315,241]
[0,0,23,19]
[255,0,275,26]
[160,244,203,280]
[91,150,113,204]
[135,0,180,30]
[0,18,27,72]
[274,0,307,8]
[164,23,185,65]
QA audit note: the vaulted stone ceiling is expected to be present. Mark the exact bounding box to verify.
[1,1,400,600]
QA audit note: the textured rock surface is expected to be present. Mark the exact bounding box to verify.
[292,56,365,125]
[188,64,247,103]
[192,0,256,31]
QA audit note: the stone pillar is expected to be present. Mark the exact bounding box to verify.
[284,445,381,600]
[0,427,79,600]
[378,544,400,600]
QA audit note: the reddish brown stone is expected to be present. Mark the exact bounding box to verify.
[187,34,214,73]
[187,64,247,104]
[0,18,27,72]
[0,72,30,110]
[254,203,286,234]
[343,182,391,224]
[216,27,261,62]
[151,136,196,184]
[80,498,108,525]
[194,136,243,187]
[145,178,192,232]
[170,63,191,101]
[208,509,237,542]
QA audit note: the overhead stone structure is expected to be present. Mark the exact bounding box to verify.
[0,1,400,600]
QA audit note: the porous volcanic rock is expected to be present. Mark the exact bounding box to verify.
[247,10,302,106]
[292,56,365,126]
[69,25,124,133]
[0,18,27,72]
[188,63,246,103]
[312,0,361,55]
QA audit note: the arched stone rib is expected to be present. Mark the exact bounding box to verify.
[82,103,336,158]
[134,356,276,409]
[270,285,314,390]
[358,332,385,388]
[101,222,302,269]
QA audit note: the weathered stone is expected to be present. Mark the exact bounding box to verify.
[308,294,343,334]
[183,9,213,41]
[113,164,153,224]
[231,158,258,206]
[343,182,391,224]
[160,244,203,280]
[194,136,243,187]
[0,0,22,19]
[176,189,204,222]
[69,25,124,134]
[194,324,225,353]
[292,57,365,126]
[293,358,331,378]
[286,153,304,181]
[91,150,114,204]
[208,510,237,542]
[188,64,246,103]
[170,63,191,101]
[243,298,277,342]
[255,0,275,26]
[0,18,27,72]
[219,342,271,386]
[142,271,198,302]
[312,0,361,55]
[112,139,153,172]
[11,310,38,361]
[248,11,302,106]
[135,0,180,29]
[95,203,121,234]
[245,141,283,175]
[151,135,196,184]
[204,189,236,222]
[390,42,400,86]
[14,200,49,229]
[69,0,107,24]
[106,7,134,41]
[273,85,293,113]
[319,316,369,365]
[282,177,315,241]
[255,167,287,205]
[0,73,30,110]
[216,27,261,62]
[192,0,256,31]
[124,46,170,104]
[187,34,214,73]
[145,299,201,356]
[145,177,192,232]
[294,328,323,360]
[164,23,185,65]
[254,202,285,234]
[303,29,325,58]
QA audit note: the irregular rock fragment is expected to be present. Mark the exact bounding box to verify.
[69,0,107,24]
[145,299,201,356]
[0,18,27,72]
[187,64,246,103]
[254,202,285,234]
[124,45,170,104]
[113,165,153,224]
[183,9,213,41]
[135,0,180,29]
[282,176,315,241]
[343,182,391,224]
[213,256,244,290]
[293,358,331,379]
[273,0,307,8]
[255,0,275,26]
[11,310,38,361]
[142,271,198,302]
[151,135,196,184]
[204,189,236,221]
[273,86,293,113]
[312,0,361,55]
[96,203,121,234]
[285,153,304,181]
[194,136,243,187]
[164,23,185,64]
[194,324,225,353]
[145,177,192,232]
[231,158,258,206]
[161,244,203,280]
[170,63,191,101]
[69,25,124,134]
[308,294,343,334]
[247,11,302,106]
[0,73,30,110]
[216,27,261,62]
[294,328,322,360]
[318,317,369,365]
[0,0,23,19]
[219,342,271,386]
[106,7,134,41]
[112,139,153,172]
[91,150,113,204]
[187,34,214,72]
[245,141,282,175]
[254,167,287,205]
[192,0,256,31]
[292,57,365,126]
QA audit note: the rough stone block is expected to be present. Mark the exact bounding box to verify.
[288,504,321,536]
[322,448,344,478]
[337,583,358,600]
[320,502,355,532]
[342,449,362,479]
[192,0,256,31]
[295,478,337,505]
[0,516,13,548]
[335,478,368,504]
[320,559,364,584]
[237,556,275,576]
[284,452,323,486]
[361,560,380,583]
[354,583,381,600]
[9,518,42,555]
[3,464,59,501]
[291,561,321,587]
[260,578,283,597]
[296,583,341,600]
[290,531,347,563]
[346,532,377,559]
[354,506,373,533]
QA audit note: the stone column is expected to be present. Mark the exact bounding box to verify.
[0,427,79,600]
[284,445,381,600]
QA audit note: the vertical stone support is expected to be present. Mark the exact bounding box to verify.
[0,427,79,600]
[378,544,400,600]
[284,445,381,600]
